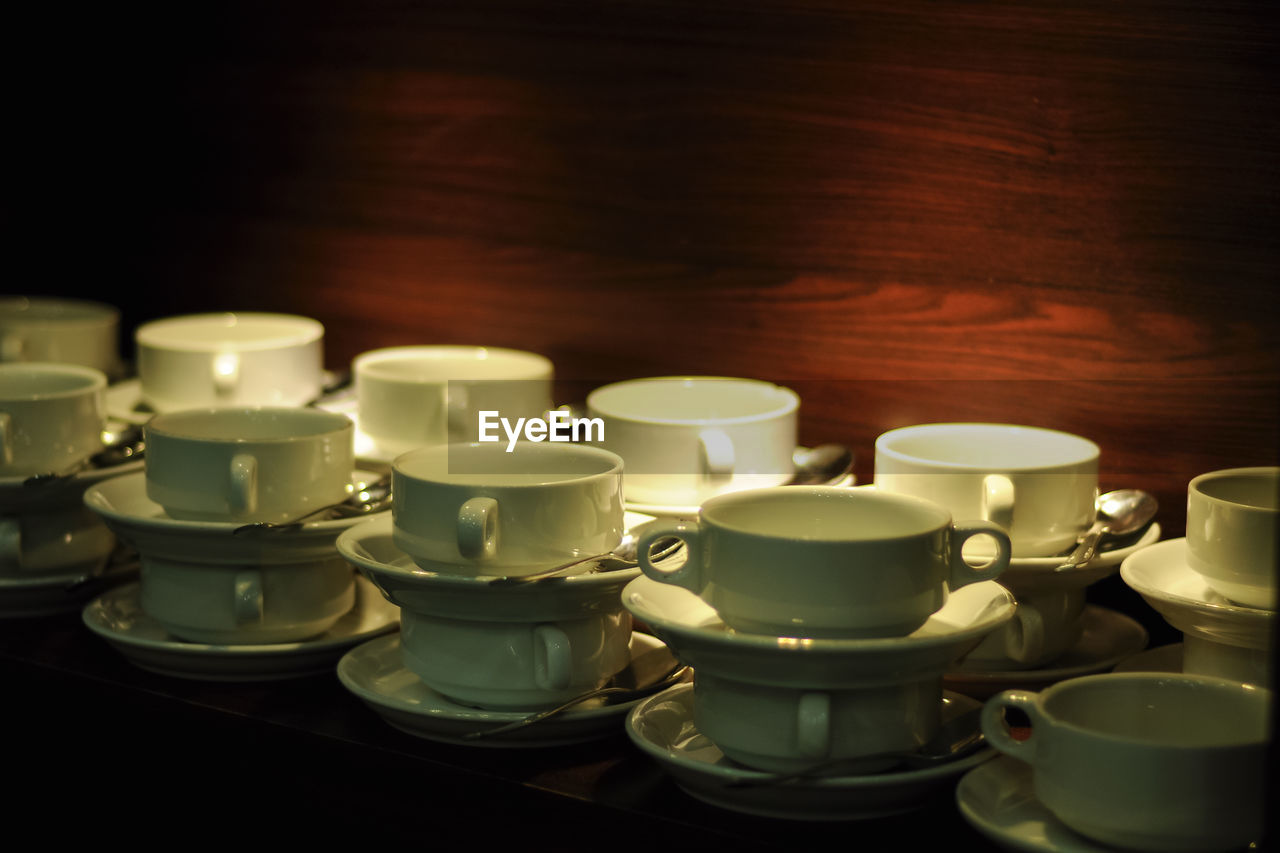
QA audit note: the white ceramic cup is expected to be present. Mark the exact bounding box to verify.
[586,376,799,508]
[145,407,355,524]
[0,362,106,477]
[140,554,356,645]
[694,670,943,774]
[636,486,1011,638]
[982,673,1272,852]
[0,296,123,378]
[1186,467,1278,609]
[391,442,625,576]
[398,608,633,710]
[874,423,1100,557]
[136,312,325,412]
[353,345,554,456]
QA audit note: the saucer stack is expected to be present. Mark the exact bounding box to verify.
[334,442,683,747]
[1120,467,1277,686]
[80,407,397,680]
[619,485,1018,818]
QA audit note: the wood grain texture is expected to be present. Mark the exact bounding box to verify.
[10,0,1278,538]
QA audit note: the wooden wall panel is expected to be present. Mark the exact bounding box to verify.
[11,0,1278,542]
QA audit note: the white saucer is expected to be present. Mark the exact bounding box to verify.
[1120,538,1275,649]
[338,630,676,747]
[83,575,398,680]
[1004,523,1161,577]
[957,756,1113,852]
[944,606,1149,700]
[623,575,1016,688]
[625,682,995,821]
[0,556,137,618]
[1111,643,1183,675]
[625,461,856,518]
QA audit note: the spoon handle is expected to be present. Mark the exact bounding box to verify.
[1054,522,1109,571]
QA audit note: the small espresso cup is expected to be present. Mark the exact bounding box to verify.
[982,673,1272,852]
[1186,467,1278,609]
[874,423,1100,557]
[586,376,799,508]
[145,407,355,524]
[0,362,106,477]
[392,442,625,576]
[353,345,554,456]
[635,486,1011,638]
[398,608,633,710]
[136,312,325,412]
[0,296,123,378]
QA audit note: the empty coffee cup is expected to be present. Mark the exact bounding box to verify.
[353,345,554,457]
[982,673,1272,852]
[0,362,106,478]
[136,312,325,411]
[875,423,1100,557]
[635,486,1011,638]
[0,296,123,378]
[586,376,799,508]
[392,442,625,577]
[1186,467,1278,609]
[145,407,355,524]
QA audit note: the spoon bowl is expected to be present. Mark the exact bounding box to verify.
[1055,488,1159,571]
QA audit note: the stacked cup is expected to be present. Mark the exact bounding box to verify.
[626,486,1015,774]
[339,441,636,710]
[0,363,124,605]
[85,406,367,644]
[875,423,1110,670]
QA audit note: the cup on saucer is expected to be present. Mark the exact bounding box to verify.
[874,423,1099,558]
[586,376,799,509]
[353,345,554,457]
[135,312,325,412]
[635,485,1011,639]
[0,296,124,379]
[144,407,355,524]
[391,441,624,577]
[981,672,1271,852]
[1185,466,1278,610]
[0,362,107,478]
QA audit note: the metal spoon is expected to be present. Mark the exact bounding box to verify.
[725,706,985,787]
[789,443,854,486]
[231,475,393,535]
[462,649,690,740]
[485,521,683,587]
[1054,488,1159,571]
[22,424,147,486]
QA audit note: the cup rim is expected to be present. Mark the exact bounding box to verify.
[586,376,799,426]
[1188,466,1280,514]
[1019,671,1272,748]
[353,345,553,381]
[135,312,324,352]
[697,484,953,540]
[875,422,1099,471]
[0,296,120,328]
[145,406,354,443]
[392,440,624,486]
[0,362,108,401]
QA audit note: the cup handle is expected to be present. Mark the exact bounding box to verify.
[796,692,832,760]
[457,496,499,561]
[982,474,1015,533]
[0,518,21,570]
[229,453,258,516]
[233,570,264,625]
[445,382,470,442]
[980,689,1045,764]
[0,412,12,467]
[947,521,1012,588]
[699,428,735,482]
[212,352,240,397]
[533,623,572,691]
[1004,603,1046,664]
[637,520,704,592]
